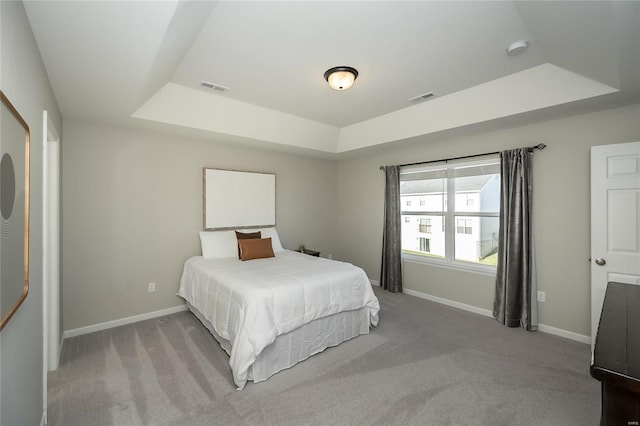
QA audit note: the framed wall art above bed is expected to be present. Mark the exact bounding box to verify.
[203,168,275,230]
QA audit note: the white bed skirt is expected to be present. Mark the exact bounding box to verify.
[186,302,370,385]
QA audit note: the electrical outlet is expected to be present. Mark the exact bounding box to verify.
[328,253,333,260]
[537,291,545,302]
[148,282,156,293]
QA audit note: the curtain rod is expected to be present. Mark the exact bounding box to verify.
[380,143,547,170]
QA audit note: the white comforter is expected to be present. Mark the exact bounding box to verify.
[177,250,380,389]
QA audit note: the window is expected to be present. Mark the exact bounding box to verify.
[419,218,432,233]
[464,194,475,206]
[400,157,500,272]
[456,218,472,234]
[419,237,430,252]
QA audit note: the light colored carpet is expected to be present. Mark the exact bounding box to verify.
[48,288,600,425]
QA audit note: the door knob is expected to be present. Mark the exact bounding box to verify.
[595,258,606,266]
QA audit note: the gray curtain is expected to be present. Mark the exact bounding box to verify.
[380,166,402,293]
[493,148,538,331]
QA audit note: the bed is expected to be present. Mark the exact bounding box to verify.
[177,228,380,389]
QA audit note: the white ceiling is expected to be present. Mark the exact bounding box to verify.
[23,1,640,156]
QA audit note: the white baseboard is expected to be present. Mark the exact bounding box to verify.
[56,335,64,369]
[401,288,591,344]
[369,279,380,287]
[537,323,591,344]
[63,305,188,339]
[403,288,493,318]
[62,290,592,345]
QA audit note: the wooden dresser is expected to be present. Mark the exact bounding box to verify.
[590,282,640,425]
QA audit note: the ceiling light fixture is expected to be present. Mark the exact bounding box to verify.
[506,40,529,56]
[324,66,358,91]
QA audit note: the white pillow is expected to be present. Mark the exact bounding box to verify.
[260,227,284,252]
[200,230,237,259]
[245,227,284,252]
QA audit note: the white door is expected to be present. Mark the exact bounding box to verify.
[590,141,640,349]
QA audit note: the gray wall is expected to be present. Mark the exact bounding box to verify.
[0,1,62,424]
[335,103,640,337]
[18,0,630,349]
[62,120,338,330]
[62,104,640,339]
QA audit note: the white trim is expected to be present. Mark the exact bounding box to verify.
[537,323,591,345]
[63,305,188,339]
[41,111,49,425]
[403,288,493,318]
[403,254,497,278]
[402,288,591,344]
[46,135,61,371]
[42,110,60,426]
[58,335,64,363]
[61,289,592,345]
[369,279,380,287]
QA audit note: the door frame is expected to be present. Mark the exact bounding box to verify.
[42,110,60,424]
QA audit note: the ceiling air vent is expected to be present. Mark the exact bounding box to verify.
[407,92,435,103]
[200,80,229,92]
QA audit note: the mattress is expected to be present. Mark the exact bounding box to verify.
[177,250,380,389]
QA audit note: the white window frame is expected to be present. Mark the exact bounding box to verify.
[400,157,499,276]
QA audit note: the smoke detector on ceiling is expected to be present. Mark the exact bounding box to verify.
[506,40,529,56]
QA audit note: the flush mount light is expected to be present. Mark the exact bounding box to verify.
[324,66,358,91]
[506,40,529,56]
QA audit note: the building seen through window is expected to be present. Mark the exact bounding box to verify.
[400,158,500,267]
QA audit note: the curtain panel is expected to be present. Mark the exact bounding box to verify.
[380,166,403,293]
[493,148,538,331]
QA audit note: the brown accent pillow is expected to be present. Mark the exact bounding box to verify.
[238,237,275,261]
[236,231,261,258]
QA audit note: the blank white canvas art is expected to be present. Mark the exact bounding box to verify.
[204,168,275,230]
